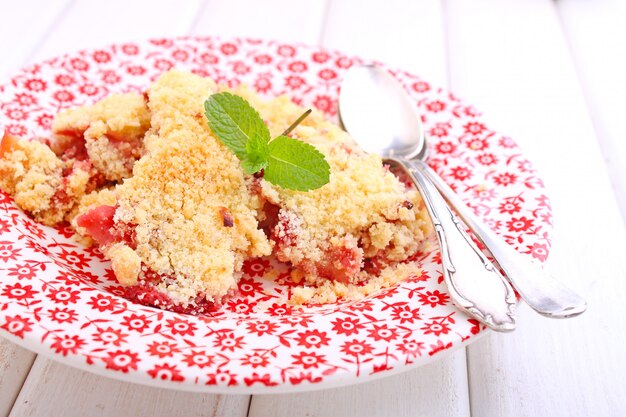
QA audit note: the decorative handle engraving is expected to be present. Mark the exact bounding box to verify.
[414,159,586,319]
[391,157,517,332]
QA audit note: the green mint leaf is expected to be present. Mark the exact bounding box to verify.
[242,132,269,174]
[204,92,270,160]
[204,93,330,191]
[264,136,331,191]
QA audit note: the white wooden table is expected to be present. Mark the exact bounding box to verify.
[1,1,625,416]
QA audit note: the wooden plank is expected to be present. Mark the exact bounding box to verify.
[446,1,626,416]
[250,350,469,417]
[0,340,36,417]
[322,0,448,86]
[0,0,72,75]
[9,357,249,417]
[189,0,327,43]
[248,2,469,417]
[557,0,626,222]
[30,0,206,63]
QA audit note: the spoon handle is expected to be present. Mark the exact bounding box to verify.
[413,159,586,318]
[390,157,517,332]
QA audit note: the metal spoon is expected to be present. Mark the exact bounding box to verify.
[339,64,586,319]
[339,65,517,331]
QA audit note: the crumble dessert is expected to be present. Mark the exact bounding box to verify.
[0,70,432,313]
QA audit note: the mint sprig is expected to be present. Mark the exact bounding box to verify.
[204,92,270,160]
[205,92,330,191]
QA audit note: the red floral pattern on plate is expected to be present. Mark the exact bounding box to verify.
[0,37,552,393]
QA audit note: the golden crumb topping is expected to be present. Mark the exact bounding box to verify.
[0,94,150,226]
[291,262,423,305]
[52,93,150,144]
[0,137,63,224]
[0,135,92,225]
[53,93,150,181]
[109,71,272,303]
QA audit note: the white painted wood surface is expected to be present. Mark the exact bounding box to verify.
[0,340,35,417]
[11,357,250,417]
[1,0,625,415]
[557,0,626,222]
[0,0,72,76]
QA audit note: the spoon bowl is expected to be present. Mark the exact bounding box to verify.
[339,65,425,159]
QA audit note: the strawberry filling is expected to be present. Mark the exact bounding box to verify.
[124,286,218,315]
[263,202,364,284]
[51,129,90,161]
[55,124,144,179]
[76,205,118,246]
[76,204,218,314]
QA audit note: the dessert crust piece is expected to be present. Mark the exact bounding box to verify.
[52,93,150,181]
[0,133,91,225]
[236,87,433,285]
[102,71,272,304]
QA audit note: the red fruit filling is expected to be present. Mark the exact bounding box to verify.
[76,204,118,246]
[124,271,218,315]
[77,204,218,314]
[262,201,364,284]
